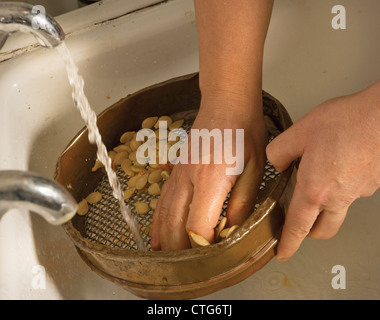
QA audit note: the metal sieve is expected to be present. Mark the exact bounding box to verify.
[55,73,296,299]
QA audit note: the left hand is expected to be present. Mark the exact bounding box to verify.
[266,81,380,261]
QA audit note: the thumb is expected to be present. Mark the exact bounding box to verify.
[266,124,304,172]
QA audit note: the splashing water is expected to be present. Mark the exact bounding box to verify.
[57,42,145,251]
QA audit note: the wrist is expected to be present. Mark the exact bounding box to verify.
[198,68,263,117]
[199,60,263,100]
[196,89,264,129]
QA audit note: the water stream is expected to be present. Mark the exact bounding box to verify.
[57,42,145,251]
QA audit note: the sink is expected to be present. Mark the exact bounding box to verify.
[0,0,199,299]
[1,0,380,299]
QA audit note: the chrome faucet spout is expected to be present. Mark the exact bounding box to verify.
[0,1,65,49]
[0,171,77,225]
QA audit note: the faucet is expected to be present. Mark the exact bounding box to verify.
[0,1,65,49]
[0,4,74,225]
[0,171,77,225]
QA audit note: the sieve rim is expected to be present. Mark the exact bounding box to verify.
[62,161,294,262]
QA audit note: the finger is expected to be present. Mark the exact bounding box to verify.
[276,183,321,261]
[151,176,172,250]
[161,180,193,250]
[186,172,233,244]
[226,158,264,226]
[308,207,348,240]
[266,124,305,172]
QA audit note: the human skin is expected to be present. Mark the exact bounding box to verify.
[151,0,274,250]
[151,0,380,259]
[267,80,380,261]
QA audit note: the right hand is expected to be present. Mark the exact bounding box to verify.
[151,93,268,250]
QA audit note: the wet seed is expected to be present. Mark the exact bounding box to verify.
[189,231,210,247]
[77,199,89,216]
[120,131,135,143]
[108,150,117,161]
[148,169,162,184]
[123,187,136,200]
[154,115,173,129]
[149,198,158,210]
[148,182,161,195]
[131,165,146,173]
[91,159,104,172]
[135,201,149,215]
[161,170,170,180]
[128,175,141,188]
[141,116,158,129]
[130,139,142,151]
[169,119,184,130]
[135,174,148,190]
[216,217,227,241]
[86,191,102,204]
[114,144,131,153]
[113,151,129,165]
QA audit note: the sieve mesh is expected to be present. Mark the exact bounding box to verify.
[83,119,281,251]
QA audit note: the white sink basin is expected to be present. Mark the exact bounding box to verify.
[1,0,380,299]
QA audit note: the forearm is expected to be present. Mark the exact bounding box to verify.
[194,0,274,110]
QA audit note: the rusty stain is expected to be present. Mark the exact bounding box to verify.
[282,276,292,288]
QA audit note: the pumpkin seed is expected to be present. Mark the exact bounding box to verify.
[128,175,141,188]
[189,231,210,247]
[123,187,136,200]
[113,151,129,165]
[120,131,135,143]
[130,139,142,151]
[114,144,130,153]
[135,201,149,215]
[161,170,170,180]
[141,116,158,129]
[135,174,148,190]
[131,165,146,173]
[226,225,239,238]
[148,169,162,184]
[169,119,184,130]
[77,199,89,216]
[128,151,137,162]
[215,217,227,241]
[123,166,134,177]
[91,159,104,172]
[121,158,132,170]
[86,191,102,204]
[149,198,158,210]
[154,115,173,128]
[108,150,116,161]
[219,225,239,239]
[148,182,161,195]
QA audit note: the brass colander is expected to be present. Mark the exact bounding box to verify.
[55,73,296,299]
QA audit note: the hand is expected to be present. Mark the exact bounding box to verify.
[266,82,380,261]
[151,94,268,250]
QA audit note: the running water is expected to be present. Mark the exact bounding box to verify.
[57,42,145,251]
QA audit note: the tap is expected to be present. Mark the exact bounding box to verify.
[0,1,65,50]
[0,4,72,225]
[0,171,77,225]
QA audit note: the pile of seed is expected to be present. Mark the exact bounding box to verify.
[75,114,240,247]
[76,115,183,215]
